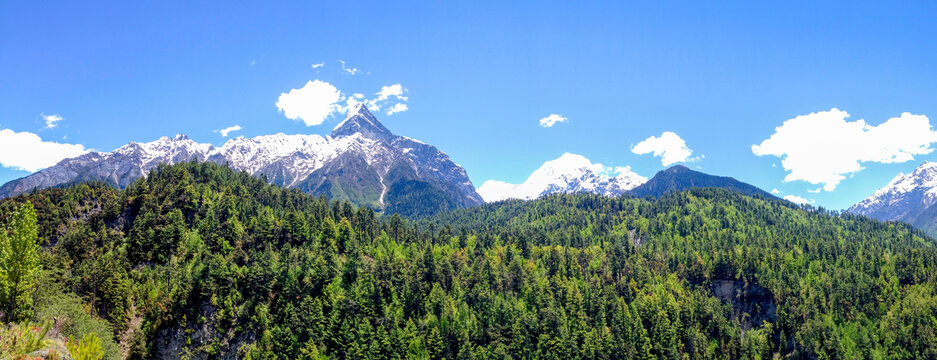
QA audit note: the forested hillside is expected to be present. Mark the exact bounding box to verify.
[2,161,937,359]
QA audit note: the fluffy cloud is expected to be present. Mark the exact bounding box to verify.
[42,113,64,129]
[770,188,781,195]
[783,194,814,204]
[276,80,344,126]
[0,128,88,172]
[631,131,695,166]
[276,79,410,124]
[539,114,567,128]
[215,125,242,137]
[386,103,408,115]
[311,62,324,69]
[346,84,409,115]
[476,180,519,203]
[752,108,937,191]
[376,84,407,102]
[372,84,408,115]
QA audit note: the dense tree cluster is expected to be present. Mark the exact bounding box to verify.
[1,161,936,359]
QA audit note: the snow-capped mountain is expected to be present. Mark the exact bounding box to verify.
[477,153,647,202]
[0,104,483,215]
[849,162,937,235]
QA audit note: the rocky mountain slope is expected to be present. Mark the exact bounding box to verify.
[0,104,483,215]
[848,162,937,235]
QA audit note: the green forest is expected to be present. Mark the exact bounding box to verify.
[2,161,937,359]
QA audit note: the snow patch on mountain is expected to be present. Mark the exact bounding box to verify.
[849,162,937,221]
[477,153,647,202]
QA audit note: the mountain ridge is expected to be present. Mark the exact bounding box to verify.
[0,105,483,215]
[628,165,776,199]
[848,161,937,236]
[478,157,776,203]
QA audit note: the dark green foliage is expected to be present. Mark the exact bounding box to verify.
[384,180,457,218]
[629,164,776,199]
[3,161,937,359]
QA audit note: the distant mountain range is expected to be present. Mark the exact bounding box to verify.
[0,104,792,216]
[849,162,937,236]
[478,154,775,202]
[0,104,483,216]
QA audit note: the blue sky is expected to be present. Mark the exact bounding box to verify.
[2,1,937,209]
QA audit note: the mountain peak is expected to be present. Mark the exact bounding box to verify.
[852,161,937,215]
[849,162,937,236]
[347,102,370,116]
[331,103,394,141]
[663,164,692,173]
[628,165,774,199]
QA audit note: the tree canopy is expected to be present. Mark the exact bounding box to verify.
[1,161,936,359]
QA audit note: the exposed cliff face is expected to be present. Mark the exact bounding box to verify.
[0,104,483,215]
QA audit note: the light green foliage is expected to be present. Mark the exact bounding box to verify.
[33,283,120,360]
[0,202,41,321]
[0,321,52,357]
[67,332,105,360]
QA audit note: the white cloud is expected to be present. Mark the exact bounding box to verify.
[276,80,344,126]
[477,180,519,202]
[783,194,814,204]
[0,128,88,172]
[311,62,324,69]
[276,79,410,124]
[539,114,567,128]
[215,125,242,137]
[386,103,408,115]
[42,113,64,129]
[338,60,360,75]
[343,96,379,114]
[752,108,937,191]
[345,84,409,115]
[770,188,781,195]
[631,131,696,166]
[807,187,821,193]
[376,84,407,102]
